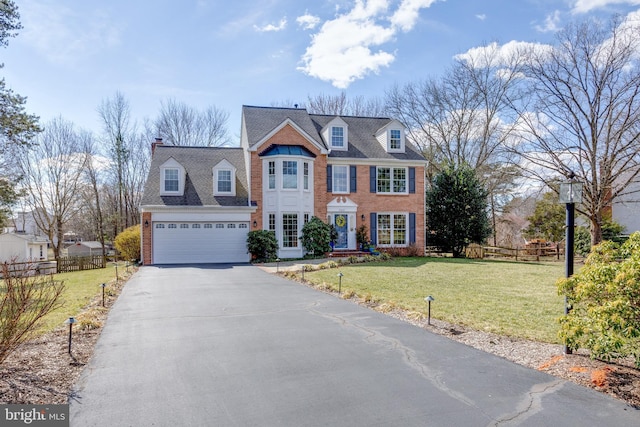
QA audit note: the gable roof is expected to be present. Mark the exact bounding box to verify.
[241,106,425,162]
[141,145,250,207]
[242,106,326,151]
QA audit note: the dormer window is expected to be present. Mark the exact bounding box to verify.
[331,126,344,148]
[160,158,185,195]
[390,129,402,150]
[213,160,236,196]
[164,169,179,192]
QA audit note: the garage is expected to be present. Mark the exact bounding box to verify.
[152,222,250,264]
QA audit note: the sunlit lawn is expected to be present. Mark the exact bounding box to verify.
[303,257,569,343]
[36,264,123,334]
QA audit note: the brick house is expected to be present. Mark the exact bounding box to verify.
[140,106,426,264]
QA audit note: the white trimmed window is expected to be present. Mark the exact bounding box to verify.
[282,161,297,189]
[377,213,408,246]
[303,162,309,190]
[268,161,276,189]
[268,213,276,231]
[213,161,236,196]
[331,126,344,148]
[164,169,179,192]
[377,167,408,194]
[282,214,298,248]
[332,165,348,193]
[217,170,232,193]
[390,129,402,150]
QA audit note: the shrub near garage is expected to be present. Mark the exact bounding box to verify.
[558,232,640,367]
[247,230,278,262]
[115,225,141,262]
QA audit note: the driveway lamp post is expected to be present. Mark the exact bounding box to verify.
[337,272,343,295]
[559,174,583,355]
[65,317,77,354]
[276,258,280,273]
[424,296,435,325]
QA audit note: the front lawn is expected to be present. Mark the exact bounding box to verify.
[303,257,567,343]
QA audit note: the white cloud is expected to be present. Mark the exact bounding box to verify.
[476,14,486,21]
[455,40,552,68]
[20,0,121,66]
[534,10,562,33]
[572,0,640,13]
[297,14,321,30]
[298,0,438,88]
[254,18,287,32]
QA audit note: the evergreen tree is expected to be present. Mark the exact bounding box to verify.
[426,164,491,257]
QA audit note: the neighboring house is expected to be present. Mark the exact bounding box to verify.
[66,241,105,257]
[0,233,49,263]
[3,210,46,236]
[140,106,426,265]
[612,179,640,234]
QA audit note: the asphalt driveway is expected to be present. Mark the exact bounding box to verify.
[70,264,638,426]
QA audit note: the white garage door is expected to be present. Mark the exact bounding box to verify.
[153,222,250,264]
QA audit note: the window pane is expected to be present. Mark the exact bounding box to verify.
[331,127,344,147]
[377,214,391,245]
[283,161,297,189]
[377,168,391,193]
[333,165,348,192]
[218,170,231,192]
[283,214,298,247]
[165,169,178,191]
[268,213,276,231]
[393,214,406,245]
[268,161,275,189]
[393,168,406,193]
[390,129,401,149]
[303,162,309,190]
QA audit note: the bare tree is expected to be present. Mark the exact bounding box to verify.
[514,15,640,245]
[154,99,230,146]
[79,131,106,255]
[305,92,387,116]
[98,92,131,235]
[19,117,87,259]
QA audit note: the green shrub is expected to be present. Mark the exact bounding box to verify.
[114,225,141,262]
[301,216,331,256]
[558,232,640,366]
[247,230,278,262]
[574,218,626,256]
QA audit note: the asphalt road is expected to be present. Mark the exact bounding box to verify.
[70,264,639,426]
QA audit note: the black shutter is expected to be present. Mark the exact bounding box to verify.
[409,213,416,244]
[350,165,357,193]
[370,166,376,193]
[327,165,332,192]
[409,167,415,194]
[370,213,377,244]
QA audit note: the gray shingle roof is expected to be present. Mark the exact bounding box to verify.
[242,105,326,149]
[310,114,426,161]
[242,106,425,162]
[141,146,249,207]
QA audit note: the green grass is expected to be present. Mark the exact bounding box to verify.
[304,257,568,343]
[36,265,122,334]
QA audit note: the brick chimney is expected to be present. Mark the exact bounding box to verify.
[151,137,163,155]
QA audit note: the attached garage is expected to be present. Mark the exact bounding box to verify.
[152,221,250,264]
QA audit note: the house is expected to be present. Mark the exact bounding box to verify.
[140,106,426,265]
[612,179,640,234]
[0,232,49,263]
[66,241,105,257]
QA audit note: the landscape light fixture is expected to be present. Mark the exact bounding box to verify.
[559,172,583,355]
[337,272,344,295]
[276,258,281,273]
[424,296,435,325]
[101,283,106,307]
[65,317,77,354]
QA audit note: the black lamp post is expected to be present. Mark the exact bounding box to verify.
[101,283,106,307]
[424,296,435,325]
[337,272,343,295]
[65,317,76,354]
[559,173,583,355]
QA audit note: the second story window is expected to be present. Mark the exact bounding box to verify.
[268,161,275,189]
[283,161,297,189]
[331,126,344,148]
[333,165,348,193]
[377,167,408,194]
[303,162,309,190]
[164,169,179,192]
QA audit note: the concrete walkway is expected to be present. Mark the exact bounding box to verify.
[70,264,638,426]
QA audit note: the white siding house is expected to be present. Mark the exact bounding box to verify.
[0,233,49,263]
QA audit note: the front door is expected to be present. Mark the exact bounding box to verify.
[334,214,348,249]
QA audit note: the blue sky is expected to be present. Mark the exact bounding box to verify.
[4,0,640,143]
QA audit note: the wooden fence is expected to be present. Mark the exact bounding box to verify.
[466,244,563,261]
[56,255,106,273]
